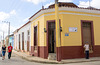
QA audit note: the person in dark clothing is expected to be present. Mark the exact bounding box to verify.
[2,44,6,60]
[8,43,13,59]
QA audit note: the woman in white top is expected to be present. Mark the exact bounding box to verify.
[84,42,89,59]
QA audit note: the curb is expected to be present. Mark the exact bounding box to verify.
[13,52,61,64]
[13,51,100,64]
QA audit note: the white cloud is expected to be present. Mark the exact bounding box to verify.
[44,0,73,8]
[25,0,47,5]
[0,12,10,21]
[0,23,16,40]
[10,10,16,15]
[0,23,8,32]
[59,0,73,2]
[23,17,29,22]
[0,10,17,40]
[78,1,89,8]
[91,0,100,9]
[0,10,16,21]
[24,0,73,5]
[10,25,17,34]
[78,0,100,9]
[44,2,54,8]
[0,23,8,40]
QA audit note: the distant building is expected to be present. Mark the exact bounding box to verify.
[9,34,14,48]
[14,21,31,54]
[14,29,18,50]
[0,40,4,47]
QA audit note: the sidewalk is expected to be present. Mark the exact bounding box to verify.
[13,50,100,64]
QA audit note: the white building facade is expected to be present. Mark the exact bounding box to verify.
[14,21,31,53]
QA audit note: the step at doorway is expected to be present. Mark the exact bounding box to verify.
[48,53,56,60]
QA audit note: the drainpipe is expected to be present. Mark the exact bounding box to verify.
[55,0,61,61]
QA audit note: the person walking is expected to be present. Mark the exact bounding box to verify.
[8,43,13,59]
[84,42,90,59]
[2,44,6,60]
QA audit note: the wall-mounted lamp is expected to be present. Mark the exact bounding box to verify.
[60,27,62,32]
[44,28,47,32]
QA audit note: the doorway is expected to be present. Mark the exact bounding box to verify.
[19,34,20,50]
[34,26,37,51]
[27,30,30,52]
[47,20,61,60]
[81,21,94,52]
[22,32,24,51]
[48,22,56,53]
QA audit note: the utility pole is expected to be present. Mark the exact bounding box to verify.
[2,21,10,46]
[1,36,2,47]
[8,22,10,46]
[3,31,4,44]
[89,0,91,7]
[8,22,10,36]
[55,0,61,61]
[0,36,2,41]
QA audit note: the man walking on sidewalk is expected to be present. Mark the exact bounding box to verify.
[8,43,13,59]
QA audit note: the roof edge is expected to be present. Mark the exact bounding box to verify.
[18,21,31,31]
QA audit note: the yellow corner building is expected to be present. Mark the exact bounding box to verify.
[29,2,100,61]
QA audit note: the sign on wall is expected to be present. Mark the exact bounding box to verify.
[65,33,69,36]
[69,27,77,32]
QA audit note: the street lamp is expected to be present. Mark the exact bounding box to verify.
[2,21,10,46]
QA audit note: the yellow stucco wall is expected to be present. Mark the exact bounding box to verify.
[61,14,81,46]
[31,16,45,46]
[61,11,100,46]
[93,17,100,45]
[31,9,100,47]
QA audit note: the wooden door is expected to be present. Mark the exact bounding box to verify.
[27,30,30,51]
[22,32,24,51]
[27,36,30,51]
[19,34,20,50]
[48,22,56,53]
[82,22,92,51]
[34,26,37,50]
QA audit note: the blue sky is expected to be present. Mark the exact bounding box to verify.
[0,0,100,39]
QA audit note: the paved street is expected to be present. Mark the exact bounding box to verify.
[0,53,41,65]
[0,52,100,65]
